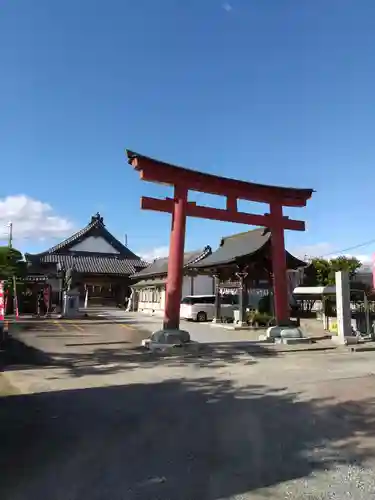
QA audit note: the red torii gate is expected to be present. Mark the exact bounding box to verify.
[127,151,314,330]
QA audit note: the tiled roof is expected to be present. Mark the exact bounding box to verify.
[193,228,306,270]
[132,246,212,279]
[25,213,147,276]
[193,228,270,268]
[33,213,140,259]
[39,254,144,275]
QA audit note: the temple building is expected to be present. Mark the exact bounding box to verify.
[130,228,306,322]
[131,246,213,315]
[25,213,147,306]
[192,227,307,324]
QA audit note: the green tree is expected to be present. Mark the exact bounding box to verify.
[304,256,362,286]
[0,246,27,285]
[329,256,362,284]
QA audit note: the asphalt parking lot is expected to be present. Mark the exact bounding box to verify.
[0,317,150,376]
[3,316,375,499]
[16,318,148,350]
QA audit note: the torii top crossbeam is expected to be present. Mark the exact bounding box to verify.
[127,150,313,207]
[127,150,314,328]
[127,150,313,232]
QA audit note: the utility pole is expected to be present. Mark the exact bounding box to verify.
[8,222,13,248]
[8,222,18,317]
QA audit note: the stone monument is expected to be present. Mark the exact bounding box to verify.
[332,270,357,345]
[61,263,81,318]
[64,265,77,292]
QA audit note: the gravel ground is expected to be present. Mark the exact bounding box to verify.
[2,331,375,499]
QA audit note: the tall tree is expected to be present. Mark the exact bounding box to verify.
[303,256,362,286]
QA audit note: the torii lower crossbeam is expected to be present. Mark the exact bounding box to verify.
[127,150,314,330]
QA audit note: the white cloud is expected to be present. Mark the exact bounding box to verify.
[292,242,373,265]
[140,246,169,263]
[222,2,233,12]
[0,195,74,242]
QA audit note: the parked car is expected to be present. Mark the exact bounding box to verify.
[180,294,238,322]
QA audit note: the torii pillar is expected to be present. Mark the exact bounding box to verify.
[127,150,313,331]
[164,185,188,330]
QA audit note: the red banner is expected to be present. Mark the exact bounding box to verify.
[43,284,51,311]
[0,281,4,321]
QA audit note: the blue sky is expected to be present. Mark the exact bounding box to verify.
[1,0,375,261]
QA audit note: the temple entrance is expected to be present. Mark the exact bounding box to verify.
[127,150,314,330]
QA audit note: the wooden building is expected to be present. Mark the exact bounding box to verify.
[131,246,213,315]
[25,213,147,306]
[192,227,307,324]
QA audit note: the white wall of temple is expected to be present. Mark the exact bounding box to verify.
[69,236,120,254]
[136,274,215,315]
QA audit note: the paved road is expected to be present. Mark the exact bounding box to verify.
[2,318,375,499]
[94,307,266,343]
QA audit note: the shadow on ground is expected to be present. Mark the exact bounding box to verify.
[0,335,276,376]
[1,377,375,499]
[0,338,54,370]
[12,319,151,328]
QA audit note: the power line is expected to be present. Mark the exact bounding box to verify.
[303,238,375,261]
[320,238,375,258]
